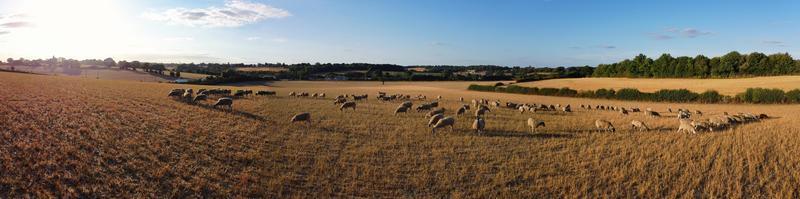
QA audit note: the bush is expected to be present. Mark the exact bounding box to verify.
[737,88,785,104]
[615,88,643,101]
[697,90,723,103]
[595,88,616,99]
[786,89,800,103]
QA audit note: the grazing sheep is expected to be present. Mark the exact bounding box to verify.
[459,97,464,102]
[678,110,692,119]
[168,89,185,98]
[758,113,769,119]
[401,101,413,108]
[428,113,444,127]
[630,120,649,131]
[519,106,526,114]
[339,101,357,111]
[334,98,347,105]
[595,120,615,132]
[213,97,234,110]
[427,108,446,118]
[394,106,408,114]
[430,101,439,108]
[691,120,712,132]
[256,90,276,96]
[677,119,697,134]
[457,106,467,115]
[562,105,572,112]
[290,112,311,123]
[475,107,490,117]
[695,110,703,116]
[193,94,208,102]
[431,116,456,134]
[183,89,194,100]
[437,95,442,100]
[527,118,545,133]
[646,110,661,118]
[620,108,629,115]
[462,104,471,110]
[472,116,485,134]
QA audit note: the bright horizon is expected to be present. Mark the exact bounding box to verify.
[0,0,798,66]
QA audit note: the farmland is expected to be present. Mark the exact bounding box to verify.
[516,76,800,95]
[2,71,800,197]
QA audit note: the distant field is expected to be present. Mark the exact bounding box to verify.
[236,67,287,72]
[516,76,800,95]
[3,71,799,197]
[0,65,207,82]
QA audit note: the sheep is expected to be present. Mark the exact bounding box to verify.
[213,97,233,110]
[256,91,276,96]
[182,89,194,101]
[620,108,629,115]
[519,106,526,114]
[630,120,649,131]
[472,116,485,134]
[595,120,615,132]
[527,118,545,133]
[677,119,697,134]
[431,116,455,134]
[758,113,769,119]
[427,113,444,127]
[193,94,208,102]
[646,110,661,118]
[416,104,433,112]
[691,120,712,132]
[334,98,347,105]
[339,101,357,111]
[462,104,470,110]
[562,105,572,112]
[430,101,439,108]
[695,110,703,116]
[427,108,445,118]
[290,112,311,123]
[168,88,185,98]
[459,97,464,102]
[475,107,490,117]
[678,110,692,119]
[437,95,442,100]
[394,106,409,114]
[457,106,467,115]
[401,101,413,108]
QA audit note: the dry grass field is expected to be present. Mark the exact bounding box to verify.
[516,76,800,95]
[0,65,208,82]
[3,71,800,197]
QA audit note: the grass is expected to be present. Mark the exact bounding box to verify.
[1,71,799,197]
[515,76,800,95]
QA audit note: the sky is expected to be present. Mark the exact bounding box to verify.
[0,0,798,67]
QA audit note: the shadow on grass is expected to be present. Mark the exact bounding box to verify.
[175,99,270,122]
[479,130,575,139]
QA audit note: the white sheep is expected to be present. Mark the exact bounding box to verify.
[340,101,356,111]
[472,116,485,134]
[527,118,545,133]
[213,97,233,110]
[595,120,615,132]
[431,116,455,134]
[630,120,649,131]
[428,113,444,127]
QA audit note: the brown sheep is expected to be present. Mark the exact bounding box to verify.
[595,120,615,132]
[427,108,446,118]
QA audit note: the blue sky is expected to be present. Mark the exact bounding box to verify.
[0,0,798,66]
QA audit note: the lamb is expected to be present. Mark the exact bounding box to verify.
[340,101,357,111]
[472,116,485,134]
[428,113,444,127]
[431,116,455,134]
[394,106,409,114]
[527,118,545,133]
[427,108,445,118]
[595,120,615,132]
[677,119,697,134]
[290,112,311,123]
[630,120,649,131]
[213,97,234,110]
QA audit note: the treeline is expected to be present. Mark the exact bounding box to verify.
[593,51,799,78]
[468,84,800,104]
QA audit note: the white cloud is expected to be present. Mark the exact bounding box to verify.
[246,36,261,41]
[763,40,788,47]
[142,0,290,28]
[650,28,713,40]
[0,13,31,35]
[270,37,287,43]
[163,37,194,42]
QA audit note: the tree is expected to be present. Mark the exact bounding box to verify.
[103,58,116,68]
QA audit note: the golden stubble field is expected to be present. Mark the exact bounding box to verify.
[516,76,800,95]
[2,72,800,198]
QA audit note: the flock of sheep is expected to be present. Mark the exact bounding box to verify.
[168,88,770,135]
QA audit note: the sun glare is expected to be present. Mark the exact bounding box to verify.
[9,0,132,59]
